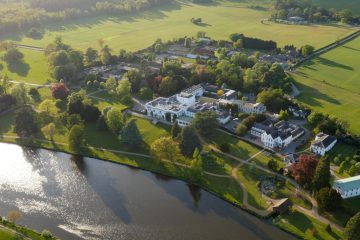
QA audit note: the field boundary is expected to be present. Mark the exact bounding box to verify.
[291,29,360,69]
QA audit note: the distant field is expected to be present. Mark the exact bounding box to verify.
[314,0,360,15]
[1,0,355,52]
[0,49,51,84]
[292,36,360,134]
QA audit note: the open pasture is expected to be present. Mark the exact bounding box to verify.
[292,36,360,134]
[2,0,355,52]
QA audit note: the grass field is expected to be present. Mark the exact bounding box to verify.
[0,49,52,84]
[293,36,360,134]
[1,0,355,52]
[314,0,360,15]
[273,210,343,240]
[209,130,284,168]
[0,229,17,240]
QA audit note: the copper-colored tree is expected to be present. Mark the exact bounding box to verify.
[291,154,318,188]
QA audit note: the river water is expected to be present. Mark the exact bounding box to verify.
[0,143,295,240]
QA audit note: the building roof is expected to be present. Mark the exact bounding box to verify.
[182,84,203,94]
[272,198,293,213]
[312,134,337,149]
[334,175,360,192]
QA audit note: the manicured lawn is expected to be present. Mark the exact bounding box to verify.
[0,49,52,84]
[1,1,354,52]
[202,153,235,175]
[270,180,312,210]
[314,0,360,15]
[273,210,343,240]
[89,91,129,111]
[0,229,17,240]
[203,175,243,206]
[237,165,269,210]
[209,130,284,168]
[293,36,360,134]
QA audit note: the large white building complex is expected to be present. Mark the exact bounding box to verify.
[333,176,360,199]
[311,133,337,156]
[251,120,304,149]
[145,84,231,127]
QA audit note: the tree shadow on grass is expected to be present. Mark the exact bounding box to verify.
[286,211,313,233]
[316,57,354,71]
[295,81,341,107]
[342,45,360,52]
[7,61,30,77]
[195,22,212,27]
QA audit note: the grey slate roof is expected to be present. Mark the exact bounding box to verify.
[313,135,337,149]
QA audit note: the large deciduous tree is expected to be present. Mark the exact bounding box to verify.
[151,137,180,162]
[192,110,219,137]
[68,124,85,152]
[51,83,69,100]
[14,106,38,137]
[106,107,125,134]
[291,154,318,188]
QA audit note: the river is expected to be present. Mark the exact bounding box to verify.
[0,143,295,240]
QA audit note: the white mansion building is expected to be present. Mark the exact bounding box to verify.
[310,132,337,156]
[334,175,360,199]
[251,120,304,149]
[145,85,231,126]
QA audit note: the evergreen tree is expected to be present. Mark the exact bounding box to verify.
[179,126,202,157]
[119,119,142,147]
[345,212,360,240]
[312,157,331,192]
[171,121,181,139]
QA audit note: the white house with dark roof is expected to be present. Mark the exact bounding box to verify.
[311,133,337,156]
[333,175,360,199]
[251,120,304,149]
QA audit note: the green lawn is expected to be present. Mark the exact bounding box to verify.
[1,0,355,52]
[293,36,360,134]
[273,210,343,240]
[314,0,360,15]
[203,175,244,206]
[0,229,17,240]
[90,91,129,111]
[0,49,52,84]
[209,130,284,168]
[237,165,269,210]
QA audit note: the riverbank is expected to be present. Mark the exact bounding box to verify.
[0,131,344,240]
[0,218,54,240]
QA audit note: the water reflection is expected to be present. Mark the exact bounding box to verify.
[0,143,295,240]
[187,184,201,208]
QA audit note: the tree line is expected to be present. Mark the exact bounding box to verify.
[272,0,359,24]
